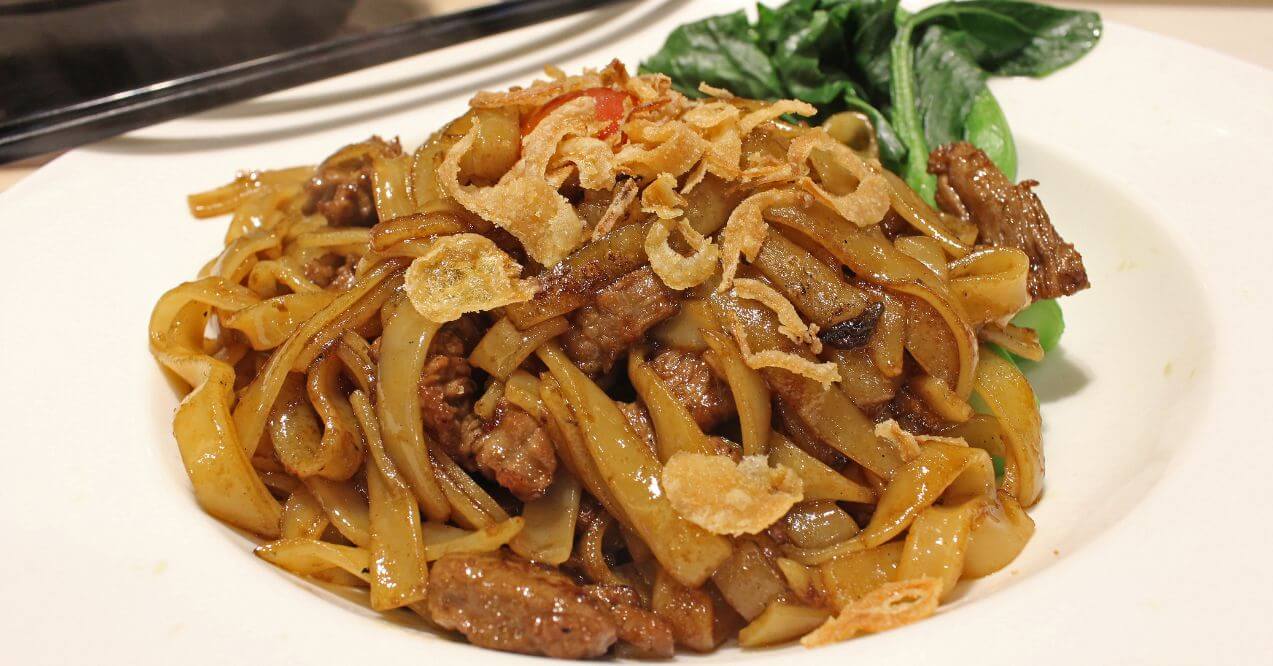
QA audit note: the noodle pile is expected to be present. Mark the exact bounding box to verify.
[151,61,1056,656]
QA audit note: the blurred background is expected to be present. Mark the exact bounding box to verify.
[1,0,1268,190]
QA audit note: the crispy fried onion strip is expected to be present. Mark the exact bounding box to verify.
[617,120,709,181]
[718,188,807,291]
[788,129,890,227]
[800,578,942,647]
[729,316,840,389]
[404,233,537,323]
[442,97,596,265]
[874,419,968,463]
[641,172,687,219]
[739,99,816,135]
[552,136,617,190]
[645,215,720,290]
[662,453,803,536]
[733,278,823,353]
[591,177,639,240]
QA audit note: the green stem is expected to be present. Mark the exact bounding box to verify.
[888,11,931,201]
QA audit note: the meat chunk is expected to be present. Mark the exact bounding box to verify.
[647,348,736,431]
[928,142,1089,300]
[584,584,676,658]
[418,319,484,456]
[468,402,557,501]
[302,136,401,227]
[427,553,618,658]
[561,267,680,375]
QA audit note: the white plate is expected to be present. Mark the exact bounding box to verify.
[2,1,1271,663]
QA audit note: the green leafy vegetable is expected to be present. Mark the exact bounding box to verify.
[1011,298,1065,352]
[991,454,1006,478]
[641,0,1100,196]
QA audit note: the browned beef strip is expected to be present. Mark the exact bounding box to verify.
[561,266,681,375]
[468,401,557,502]
[584,584,676,659]
[427,553,618,658]
[418,352,477,458]
[928,142,1090,300]
[647,348,736,431]
[302,136,401,227]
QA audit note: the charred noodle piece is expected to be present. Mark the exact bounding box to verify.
[427,552,619,658]
[505,221,650,329]
[561,267,681,375]
[928,142,1089,300]
[538,343,733,588]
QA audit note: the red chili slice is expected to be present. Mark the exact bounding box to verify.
[521,87,633,139]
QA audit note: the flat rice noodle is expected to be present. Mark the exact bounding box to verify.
[774,398,850,470]
[762,205,976,395]
[372,150,417,222]
[223,291,338,351]
[909,373,974,423]
[430,445,510,529]
[752,230,874,328]
[269,374,360,480]
[947,247,1031,327]
[738,602,830,648]
[187,166,313,218]
[652,299,718,352]
[212,227,284,284]
[304,476,371,547]
[972,345,1044,506]
[702,330,771,456]
[711,538,790,621]
[768,433,874,504]
[351,391,430,611]
[503,370,543,418]
[826,346,899,409]
[233,259,406,459]
[628,350,718,463]
[255,538,371,584]
[779,500,860,550]
[540,379,627,522]
[335,332,376,395]
[373,291,452,521]
[897,499,982,599]
[369,211,467,250]
[538,343,733,587]
[293,274,401,371]
[247,258,319,296]
[149,279,282,537]
[281,485,330,539]
[814,542,903,609]
[224,185,292,245]
[879,168,968,257]
[857,442,994,549]
[894,235,950,282]
[867,291,906,378]
[978,323,1044,362]
[892,283,978,399]
[505,220,649,328]
[423,517,524,561]
[963,490,1035,577]
[509,471,582,564]
[469,315,570,380]
[306,353,365,480]
[762,369,900,479]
